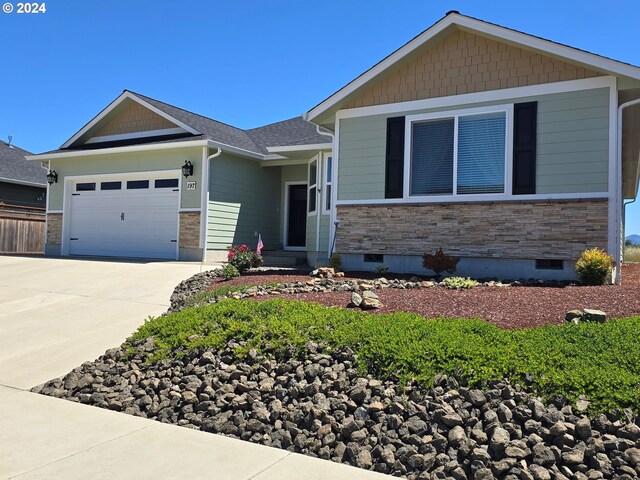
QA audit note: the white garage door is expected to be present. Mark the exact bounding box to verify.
[68,175,180,259]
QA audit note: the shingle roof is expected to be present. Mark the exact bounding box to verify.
[0,141,46,186]
[40,91,331,157]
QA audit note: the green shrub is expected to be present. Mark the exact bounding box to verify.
[575,248,613,285]
[129,299,640,413]
[227,244,263,273]
[222,263,240,280]
[442,276,477,289]
[422,248,459,279]
[373,265,389,275]
[328,254,342,271]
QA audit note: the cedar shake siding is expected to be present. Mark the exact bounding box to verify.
[345,29,602,109]
[93,101,176,137]
[335,200,608,261]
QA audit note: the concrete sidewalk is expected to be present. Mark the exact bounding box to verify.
[0,257,390,479]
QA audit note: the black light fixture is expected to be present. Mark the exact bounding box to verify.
[46,170,58,185]
[181,160,194,178]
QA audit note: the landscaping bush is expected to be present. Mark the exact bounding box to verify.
[442,276,477,289]
[130,299,640,413]
[328,254,342,271]
[575,248,613,285]
[222,263,240,280]
[227,244,263,273]
[373,265,389,275]
[422,248,459,279]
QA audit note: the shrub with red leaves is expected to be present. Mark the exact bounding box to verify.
[422,248,459,280]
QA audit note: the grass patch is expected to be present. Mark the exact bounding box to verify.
[625,246,640,263]
[130,299,640,413]
[184,282,281,308]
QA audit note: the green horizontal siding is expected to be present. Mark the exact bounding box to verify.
[207,153,280,251]
[337,87,610,200]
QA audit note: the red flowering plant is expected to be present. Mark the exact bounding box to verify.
[226,244,263,273]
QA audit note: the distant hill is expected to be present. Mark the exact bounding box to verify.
[627,234,640,245]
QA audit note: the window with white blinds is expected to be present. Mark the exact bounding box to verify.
[409,108,508,197]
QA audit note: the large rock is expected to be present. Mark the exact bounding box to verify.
[582,309,606,323]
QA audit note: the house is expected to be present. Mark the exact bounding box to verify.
[0,140,46,208]
[27,12,640,282]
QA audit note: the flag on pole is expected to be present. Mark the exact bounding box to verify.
[256,234,264,255]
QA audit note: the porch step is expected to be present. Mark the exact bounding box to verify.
[261,250,307,267]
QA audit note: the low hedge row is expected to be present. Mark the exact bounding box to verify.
[129,299,640,413]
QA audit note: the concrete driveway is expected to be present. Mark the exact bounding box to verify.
[0,256,390,480]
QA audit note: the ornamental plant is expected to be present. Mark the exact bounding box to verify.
[422,248,459,280]
[575,248,613,285]
[221,263,240,280]
[442,276,478,290]
[227,244,263,273]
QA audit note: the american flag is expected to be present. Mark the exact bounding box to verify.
[256,234,264,255]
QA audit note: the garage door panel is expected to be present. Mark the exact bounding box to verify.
[68,175,180,260]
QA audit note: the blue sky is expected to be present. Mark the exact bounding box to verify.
[1,0,639,234]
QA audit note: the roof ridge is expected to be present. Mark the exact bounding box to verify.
[124,89,251,135]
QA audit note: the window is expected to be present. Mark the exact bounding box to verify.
[308,159,317,214]
[324,155,333,213]
[155,178,179,188]
[127,180,149,189]
[100,181,121,190]
[76,182,96,191]
[409,108,509,197]
[364,253,384,263]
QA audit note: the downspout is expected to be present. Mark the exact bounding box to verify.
[200,147,222,263]
[616,99,640,284]
[315,124,336,261]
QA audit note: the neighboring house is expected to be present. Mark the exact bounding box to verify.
[0,140,46,208]
[28,12,640,282]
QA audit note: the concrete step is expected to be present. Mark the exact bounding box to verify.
[261,250,307,267]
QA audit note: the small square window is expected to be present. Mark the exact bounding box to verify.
[100,181,121,190]
[127,180,149,189]
[76,182,96,191]
[364,253,384,263]
[535,259,564,270]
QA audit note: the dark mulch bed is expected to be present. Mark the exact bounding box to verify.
[228,265,640,330]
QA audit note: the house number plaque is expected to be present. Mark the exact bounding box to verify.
[186,181,197,190]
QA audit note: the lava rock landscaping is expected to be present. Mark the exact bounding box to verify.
[34,340,640,480]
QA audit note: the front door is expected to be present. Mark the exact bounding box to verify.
[287,184,307,248]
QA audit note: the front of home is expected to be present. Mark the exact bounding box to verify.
[28,12,640,282]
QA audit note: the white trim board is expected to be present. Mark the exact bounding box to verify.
[85,127,187,144]
[60,91,200,149]
[305,11,640,122]
[334,192,609,206]
[267,143,332,153]
[335,77,616,121]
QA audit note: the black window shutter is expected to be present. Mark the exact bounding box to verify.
[385,116,405,198]
[512,102,537,195]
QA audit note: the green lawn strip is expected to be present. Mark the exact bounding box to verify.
[184,281,282,308]
[129,299,640,413]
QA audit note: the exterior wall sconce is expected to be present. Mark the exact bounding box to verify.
[46,170,58,185]
[182,161,194,178]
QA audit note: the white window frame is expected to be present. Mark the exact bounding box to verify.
[322,153,333,214]
[308,155,319,215]
[403,104,514,201]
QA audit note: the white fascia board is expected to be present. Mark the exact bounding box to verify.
[84,127,186,144]
[203,140,264,160]
[0,176,46,188]
[60,92,200,149]
[266,143,333,153]
[305,13,640,122]
[25,139,212,161]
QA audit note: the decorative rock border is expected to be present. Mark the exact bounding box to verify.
[33,340,640,480]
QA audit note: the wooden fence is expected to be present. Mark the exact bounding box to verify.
[0,204,46,254]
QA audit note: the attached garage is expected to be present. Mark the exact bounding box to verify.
[66,173,180,259]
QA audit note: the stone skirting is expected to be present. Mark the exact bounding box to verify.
[335,199,608,260]
[46,213,62,247]
[179,211,201,249]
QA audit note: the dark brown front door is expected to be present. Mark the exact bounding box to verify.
[287,184,307,247]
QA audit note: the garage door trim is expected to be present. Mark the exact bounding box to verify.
[60,169,182,259]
